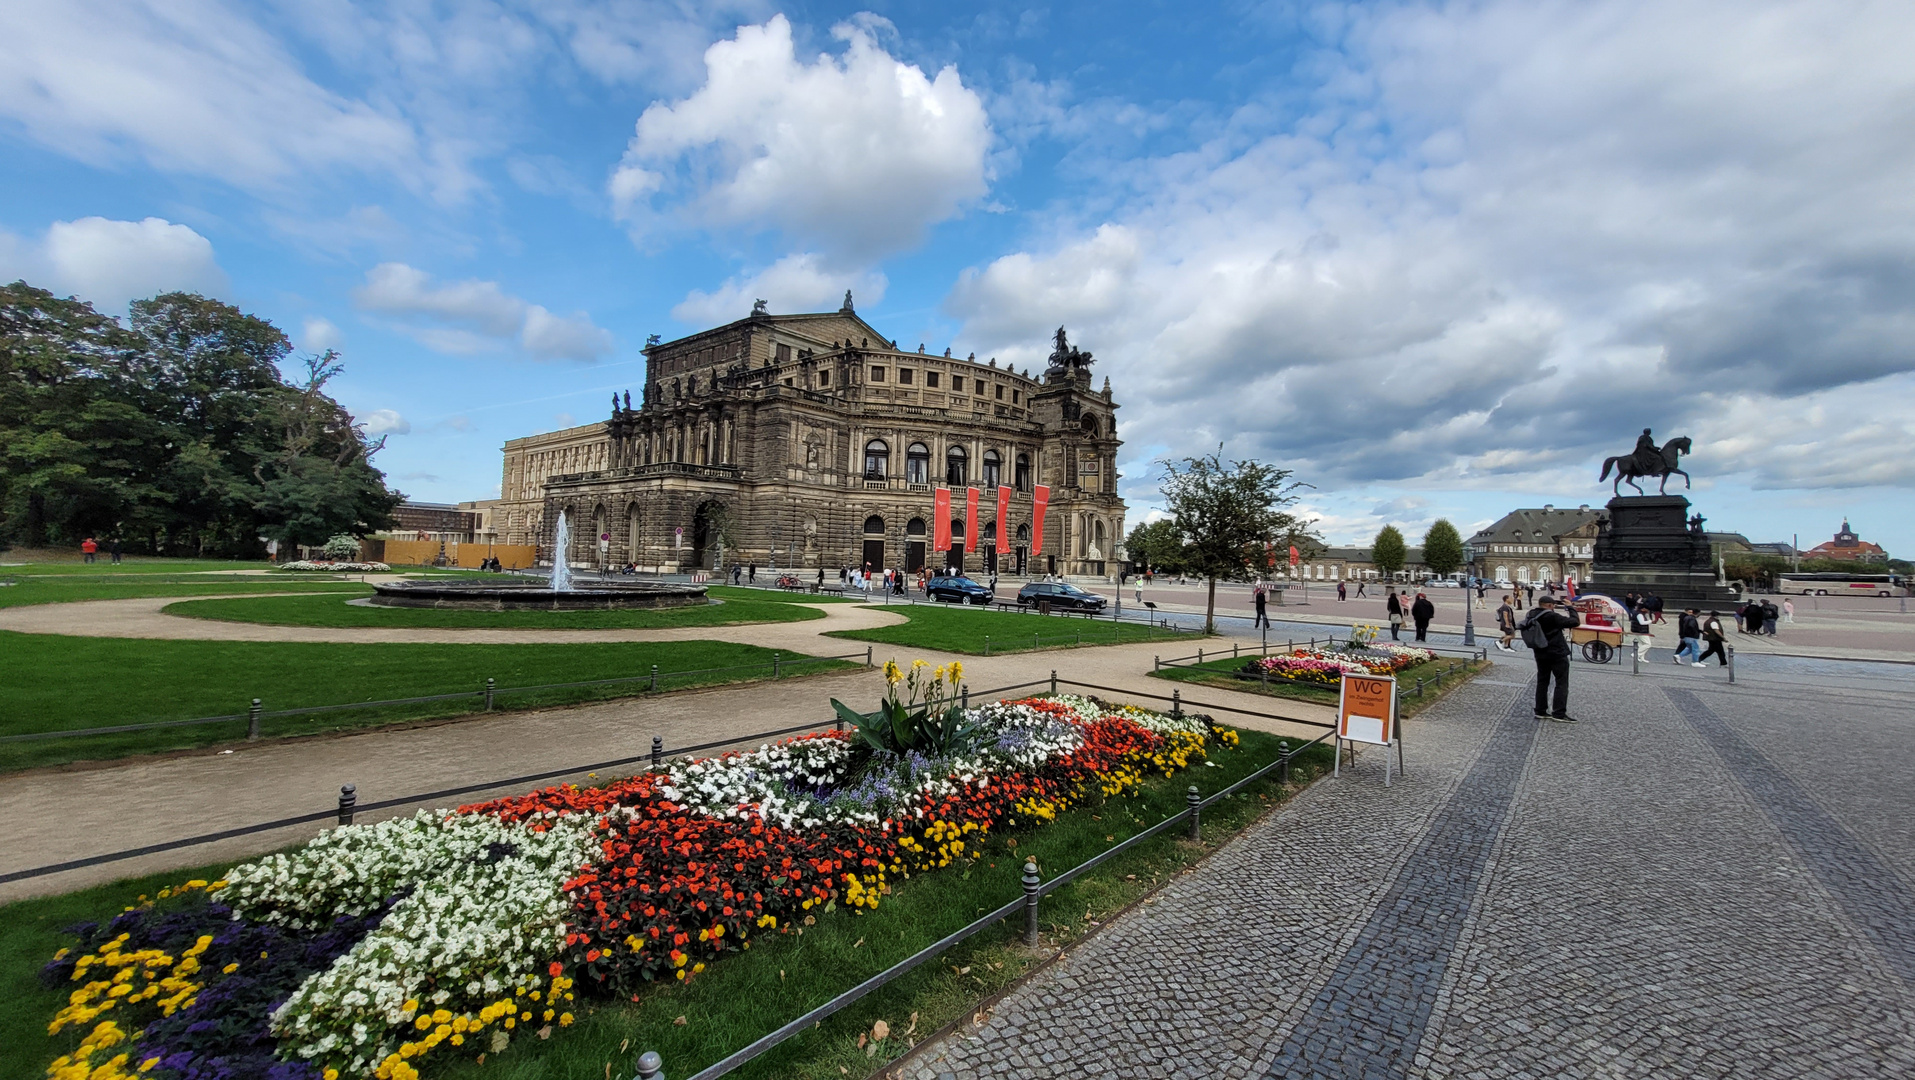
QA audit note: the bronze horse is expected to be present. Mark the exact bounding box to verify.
[1600,436,1692,496]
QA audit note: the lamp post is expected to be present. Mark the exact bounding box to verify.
[1462,554,1477,647]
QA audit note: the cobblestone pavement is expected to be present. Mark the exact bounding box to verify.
[899,652,1915,1079]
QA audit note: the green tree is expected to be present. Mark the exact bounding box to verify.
[1124,518,1184,575]
[1157,450,1317,633]
[1422,519,1465,578]
[1372,525,1407,579]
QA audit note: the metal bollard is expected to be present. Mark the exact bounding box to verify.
[1076,628,1082,647]
[1632,648,1640,676]
[1233,642,1239,659]
[1728,648,1736,684]
[484,677,495,711]
[1171,688,1183,723]
[1050,669,1058,696]
[247,698,262,741]
[650,664,658,691]
[1034,631,1040,650]
[651,736,663,771]
[337,783,357,825]
[1154,655,1161,673]
[772,653,780,678]
[635,1050,666,1080]
[1278,741,1290,784]
[866,645,873,668]
[985,635,991,656]
[962,684,970,709]
[1022,859,1042,946]
[1198,647,1205,664]
[1415,677,1424,697]
[1186,784,1202,841]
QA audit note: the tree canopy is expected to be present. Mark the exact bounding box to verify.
[1124,518,1186,575]
[1422,519,1465,577]
[1156,450,1317,632]
[1371,525,1407,576]
[0,281,403,556]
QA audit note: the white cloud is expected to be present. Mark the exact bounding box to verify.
[672,253,887,324]
[301,316,343,352]
[352,262,612,362]
[946,0,1915,503]
[361,408,410,436]
[611,14,992,260]
[2,216,228,312]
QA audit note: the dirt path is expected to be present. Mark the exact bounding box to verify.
[0,598,1347,901]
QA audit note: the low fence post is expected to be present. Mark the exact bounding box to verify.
[1632,648,1640,676]
[985,635,991,656]
[1050,670,1059,696]
[772,653,781,679]
[651,736,663,771]
[1198,647,1205,664]
[1278,741,1290,784]
[484,677,496,711]
[1415,677,1425,697]
[247,698,262,741]
[865,645,873,668]
[1154,655,1160,673]
[1171,689,1183,723]
[962,684,970,710]
[1186,784,1202,841]
[1022,858,1042,946]
[650,664,658,691]
[1728,648,1736,684]
[634,1050,666,1080]
[336,783,357,826]
[1034,631,1040,650]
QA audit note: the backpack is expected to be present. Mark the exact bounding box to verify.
[1519,613,1552,650]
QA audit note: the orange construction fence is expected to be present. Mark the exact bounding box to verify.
[369,539,537,569]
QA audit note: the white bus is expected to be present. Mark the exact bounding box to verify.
[1775,572,1904,596]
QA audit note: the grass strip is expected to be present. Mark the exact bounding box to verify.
[162,588,829,629]
[825,604,1194,656]
[1,730,1325,1080]
[0,635,855,772]
[1151,654,1491,717]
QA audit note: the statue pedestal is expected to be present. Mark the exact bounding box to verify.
[1583,495,1738,606]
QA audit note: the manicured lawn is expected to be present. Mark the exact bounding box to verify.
[164,588,829,629]
[0,556,272,575]
[826,603,1194,655]
[0,575,368,610]
[0,634,856,772]
[2,728,1329,1080]
[1151,653,1490,717]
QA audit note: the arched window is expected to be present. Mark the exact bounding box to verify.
[983,520,997,542]
[945,445,968,485]
[982,449,1001,488]
[950,518,966,539]
[906,517,927,536]
[864,439,889,478]
[864,515,885,535]
[1016,523,1030,542]
[906,442,930,484]
[1014,453,1031,491]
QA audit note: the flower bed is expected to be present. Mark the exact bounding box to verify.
[277,561,392,573]
[36,669,1233,1080]
[1244,644,1438,685]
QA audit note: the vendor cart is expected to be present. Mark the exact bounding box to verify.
[1568,593,1627,663]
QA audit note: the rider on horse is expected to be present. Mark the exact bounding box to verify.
[1632,428,1658,475]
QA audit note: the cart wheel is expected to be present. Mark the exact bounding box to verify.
[1583,640,1613,664]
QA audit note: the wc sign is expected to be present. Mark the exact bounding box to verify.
[1335,671,1406,786]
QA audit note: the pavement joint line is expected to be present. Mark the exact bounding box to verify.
[1259,685,1541,1080]
[1665,687,1915,992]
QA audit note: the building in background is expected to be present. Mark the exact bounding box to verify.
[1465,505,1604,585]
[1804,520,1888,562]
[493,300,1126,577]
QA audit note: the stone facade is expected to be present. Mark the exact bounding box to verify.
[1466,504,1603,585]
[494,300,1126,576]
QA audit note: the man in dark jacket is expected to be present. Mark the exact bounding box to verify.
[1519,596,1582,722]
[1410,592,1436,641]
[1673,608,1702,664]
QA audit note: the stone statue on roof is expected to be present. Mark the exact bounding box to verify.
[751,298,768,316]
[1046,327,1095,375]
[841,290,854,312]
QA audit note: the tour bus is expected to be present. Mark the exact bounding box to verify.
[1774,572,1904,596]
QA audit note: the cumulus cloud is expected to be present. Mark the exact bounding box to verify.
[671,253,887,324]
[0,216,227,312]
[361,408,410,436]
[611,14,992,260]
[301,316,343,352]
[946,0,1915,503]
[352,262,612,362]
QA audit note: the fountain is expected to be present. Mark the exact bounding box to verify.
[368,509,708,611]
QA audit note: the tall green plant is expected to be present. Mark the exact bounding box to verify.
[1422,519,1464,577]
[830,658,980,756]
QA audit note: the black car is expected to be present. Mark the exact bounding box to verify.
[1015,581,1107,613]
[927,574,994,604]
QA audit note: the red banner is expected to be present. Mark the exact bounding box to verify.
[933,487,951,550]
[965,487,980,548]
[1031,485,1051,558]
[996,486,1011,547]
[1289,545,1300,566]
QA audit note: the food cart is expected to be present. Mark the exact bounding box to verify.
[1568,593,1627,663]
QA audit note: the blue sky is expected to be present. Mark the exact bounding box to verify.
[4,1,1912,555]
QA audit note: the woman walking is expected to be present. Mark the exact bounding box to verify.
[1386,590,1404,640]
[1695,611,1729,667]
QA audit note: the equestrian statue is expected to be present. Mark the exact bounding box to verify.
[1599,428,1692,496]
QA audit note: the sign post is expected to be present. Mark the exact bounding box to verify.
[1335,671,1404,786]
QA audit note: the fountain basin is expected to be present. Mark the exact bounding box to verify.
[369,579,709,611]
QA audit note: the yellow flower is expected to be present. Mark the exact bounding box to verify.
[559,1012,575,1026]
[948,660,963,683]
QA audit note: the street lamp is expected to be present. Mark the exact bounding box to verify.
[1462,553,1477,647]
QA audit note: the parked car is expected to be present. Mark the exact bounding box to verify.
[1015,581,1108,613]
[927,574,994,604]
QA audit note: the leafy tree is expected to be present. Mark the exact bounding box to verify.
[0,281,402,556]
[1124,518,1184,575]
[1422,519,1465,578]
[1157,450,1317,633]
[1372,525,1407,578]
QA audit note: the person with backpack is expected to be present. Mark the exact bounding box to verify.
[1496,595,1518,652]
[1672,608,1703,664]
[1386,590,1404,640]
[1761,599,1780,635]
[1696,611,1729,667]
[1518,595,1582,722]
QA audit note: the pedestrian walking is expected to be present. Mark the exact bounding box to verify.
[81,537,97,563]
[732,565,742,585]
[1696,611,1729,667]
[1628,604,1655,663]
[1355,581,1367,598]
[109,538,122,565]
[1254,583,1271,630]
[1337,581,1347,602]
[1411,591,1435,642]
[1386,590,1404,640]
[1134,578,1143,603]
[1782,598,1795,624]
[1647,593,1665,624]
[1518,595,1582,722]
[748,563,757,583]
[816,566,825,588]
[1496,595,1518,652]
[1673,608,1703,664]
